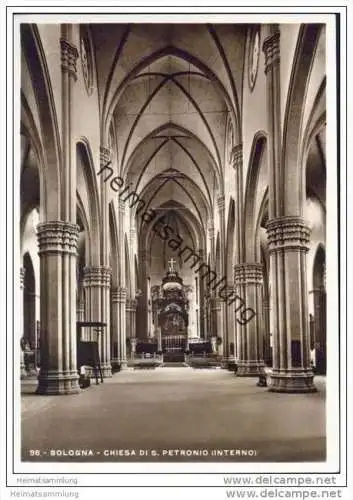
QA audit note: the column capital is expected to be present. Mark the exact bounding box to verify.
[37,221,80,255]
[230,143,243,169]
[266,216,310,253]
[60,38,79,80]
[111,286,127,303]
[234,263,263,285]
[83,266,111,287]
[262,30,280,74]
[100,146,111,168]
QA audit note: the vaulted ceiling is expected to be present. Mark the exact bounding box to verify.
[91,23,247,249]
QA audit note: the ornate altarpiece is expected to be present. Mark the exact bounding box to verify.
[151,259,190,360]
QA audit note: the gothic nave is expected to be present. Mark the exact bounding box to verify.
[20,21,327,461]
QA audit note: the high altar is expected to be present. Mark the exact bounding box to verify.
[151,259,189,362]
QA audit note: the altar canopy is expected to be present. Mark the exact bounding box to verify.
[152,259,189,361]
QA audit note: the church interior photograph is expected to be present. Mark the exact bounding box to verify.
[20,21,327,462]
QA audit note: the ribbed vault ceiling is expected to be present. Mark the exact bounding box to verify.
[91,23,246,246]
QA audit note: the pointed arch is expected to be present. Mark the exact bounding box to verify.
[141,201,204,255]
[118,75,222,171]
[310,243,326,374]
[76,193,91,266]
[281,24,322,215]
[244,131,267,261]
[21,93,45,222]
[254,190,269,264]
[76,139,101,266]
[312,244,326,291]
[104,46,239,142]
[122,121,221,189]
[301,77,326,166]
[302,79,326,210]
[21,24,61,221]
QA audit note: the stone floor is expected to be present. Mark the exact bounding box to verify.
[21,367,326,462]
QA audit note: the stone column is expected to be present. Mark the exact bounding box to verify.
[36,222,80,394]
[215,298,224,357]
[157,326,162,352]
[225,283,237,362]
[137,249,148,339]
[204,294,210,339]
[230,143,244,367]
[208,220,215,267]
[119,287,128,369]
[152,303,159,337]
[34,32,80,395]
[262,28,281,220]
[211,336,217,354]
[20,268,26,378]
[100,267,112,377]
[267,217,315,392]
[263,28,316,393]
[263,299,272,365]
[111,288,119,365]
[83,266,112,377]
[211,298,223,356]
[99,147,112,378]
[230,144,244,265]
[125,299,137,355]
[147,278,153,337]
[130,337,137,360]
[76,298,85,322]
[125,300,131,346]
[129,221,136,296]
[60,33,78,223]
[217,195,228,363]
[234,264,265,376]
[198,249,205,338]
[206,222,216,341]
[111,287,128,369]
[126,298,137,358]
